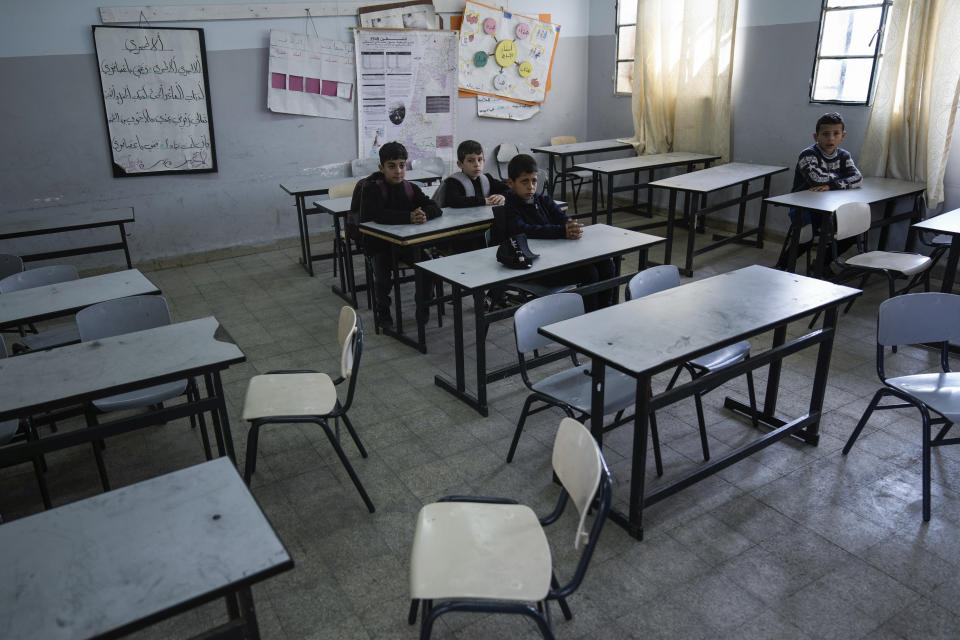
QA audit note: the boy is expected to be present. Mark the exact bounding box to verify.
[502,154,615,311]
[439,140,509,208]
[777,112,863,270]
[359,141,441,328]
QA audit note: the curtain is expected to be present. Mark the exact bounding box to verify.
[860,0,960,208]
[627,0,738,161]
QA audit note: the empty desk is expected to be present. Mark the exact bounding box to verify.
[531,138,634,201]
[649,162,787,276]
[539,265,860,539]
[0,457,293,640]
[0,206,135,268]
[913,208,960,293]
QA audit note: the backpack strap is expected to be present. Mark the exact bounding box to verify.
[448,172,491,199]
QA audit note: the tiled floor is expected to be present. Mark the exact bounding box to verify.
[3,208,960,639]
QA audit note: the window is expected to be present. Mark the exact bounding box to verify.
[615,0,637,94]
[810,0,891,104]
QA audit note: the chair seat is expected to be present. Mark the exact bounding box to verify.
[690,340,750,371]
[886,372,960,422]
[410,501,551,601]
[93,379,187,412]
[846,252,932,276]
[19,324,80,351]
[532,364,635,415]
[242,373,337,421]
[930,234,953,247]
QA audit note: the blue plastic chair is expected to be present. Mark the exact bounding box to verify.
[0,265,82,352]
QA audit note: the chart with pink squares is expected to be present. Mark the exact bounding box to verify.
[268,30,355,120]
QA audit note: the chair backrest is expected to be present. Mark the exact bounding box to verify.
[537,168,551,195]
[550,135,577,146]
[0,255,23,281]
[351,157,380,177]
[411,156,445,177]
[492,143,520,180]
[626,265,680,300]
[0,265,79,293]
[514,293,584,354]
[553,417,605,549]
[329,181,357,199]
[877,293,960,347]
[834,202,871,241]
[76,295,171,341]
[337,306,359,379]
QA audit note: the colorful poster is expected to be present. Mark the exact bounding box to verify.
[457,0,560,104]
[476,94,539,120]
[268,30,355,120]
[354,28,458,168]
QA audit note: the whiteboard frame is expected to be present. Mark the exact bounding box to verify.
[92,25,218,178]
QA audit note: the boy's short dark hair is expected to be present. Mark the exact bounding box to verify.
[379,141,408,164]
[507,153,538,179]
[457,140,484,162]
[816,112,845,133]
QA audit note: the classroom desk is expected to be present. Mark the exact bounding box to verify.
[573,152,721,226]
[0,269,158,329]
[415,224,665,416]
[0,457,293,640]
[0,316,245,470]
[0,206,135,268]
[913,208,960,293]
[531,138,634,202]
[765,177,926,277]
[359,205,494,346]
[649,162,788,276]
[280,170,440,277]
[539,265,860,539]
[314,184,438,308]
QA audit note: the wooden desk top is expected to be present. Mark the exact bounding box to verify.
[0,316,244,420]
[0,206,135,239]
[540,265,859,377]
[359,205,492,246]
[648,162,787,193]
[0,269,159,327]
[765,177,926,213]
[912,208,960,236]
[415,224,665,290]
[280,170,439,196]
[0,458,292,640]
[574,152,721,175]
[531,138,634,156]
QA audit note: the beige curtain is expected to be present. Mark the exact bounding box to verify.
[860,0,960,208]
[627,0,738,161]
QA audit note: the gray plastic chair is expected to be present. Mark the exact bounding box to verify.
[505,293,664,476]
[76,295,210,491]
[627,265,759,462]
[0,334,51,508]
[0,254,23,281]
[842,292,960,521]
[0,265,81,352]
[410,156,445,178]
[492,143,520,180]
[351,157,381,178]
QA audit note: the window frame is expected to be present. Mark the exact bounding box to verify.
[614,0,636,96]
[809,0,892,105]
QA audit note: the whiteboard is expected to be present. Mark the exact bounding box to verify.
[93,25,218,177]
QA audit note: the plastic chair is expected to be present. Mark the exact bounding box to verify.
[627,265,759,462]
[409,156,445,179]
[76,295,210,492]
[842,293,960,521]
[505,293,664,475]
[0,334,51,509]
[0,254,23,281]
[0,265,81,352]
[242,306,374,512]
[351,157,380,178]
[548,136,604,215]
[492,143,520,180]
[409,417,611,639]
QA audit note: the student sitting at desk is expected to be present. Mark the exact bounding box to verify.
[502,154,615,311]
[436,140,509,208]
[776,112,863,269]
[357,141,441,328]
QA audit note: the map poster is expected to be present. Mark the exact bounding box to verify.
[457,0,560,105]
[354,28,458,170]
[93,25,217,177]
[267,30,355,120]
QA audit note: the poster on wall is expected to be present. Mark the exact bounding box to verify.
[457,0,560,105]
[358,1,441,29]
[353,28,458,168]
[93,25,217,177]
[268,30,355,120]
[477,94,539,120]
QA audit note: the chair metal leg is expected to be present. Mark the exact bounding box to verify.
[649,410,664,477]
[85,409,111,492]
[745,370,760,431]
[408,599,419,625]
[922,407,932,521]
[933,421,954,442]
[551,573,573,621]
[243,421,261,484]
[842,389,885,455]
[339,413,368,458]
[317,419,375,513]
[692,392,711,461]
[506,395,537,463]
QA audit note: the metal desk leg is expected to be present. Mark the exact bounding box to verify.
[591,172,600,225]
[605,174,616,226]
[433,285,487,415]
[632,169,640,213]
[559,155,568,202]
[802,305,840,445]
[941,241,960,293]
[589,361,606,445]
[299,196,315,277]
[756,176,772,248]
[647,169,655,217]
[664,190,678,267]
[474,290,488,412]
[682,190,697,277]
[119,222,133,268]
[620,375,650,540]
[203,372,227,458]
[547,154,556,198]
[762,325,787,417]
[210,371,237,463]
[415,267,428,351]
